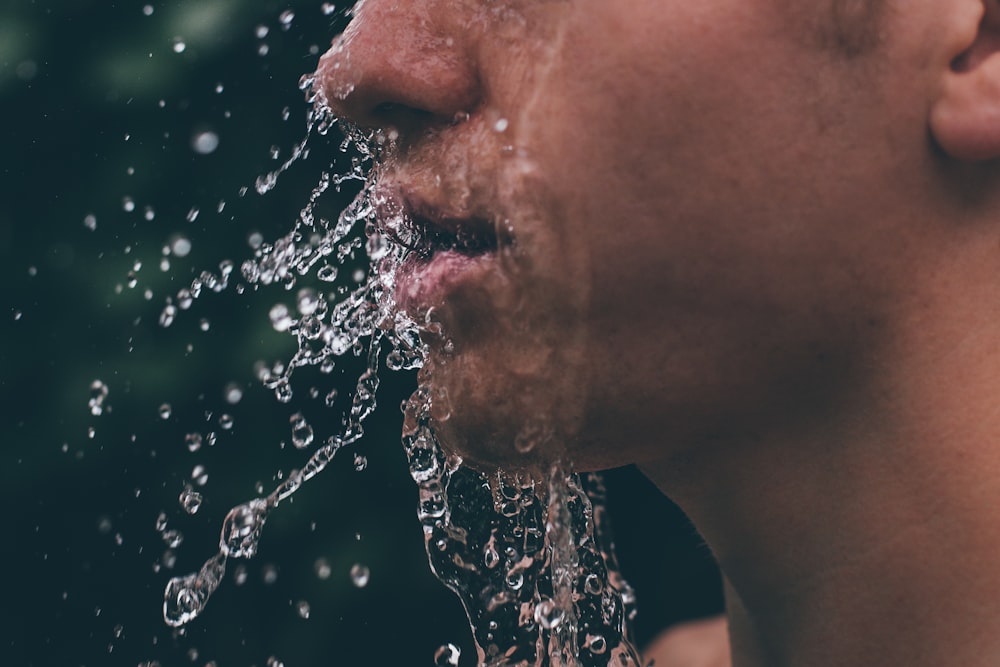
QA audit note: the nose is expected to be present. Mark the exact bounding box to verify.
[316,1,481,132]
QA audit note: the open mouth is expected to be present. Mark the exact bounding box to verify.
[382,199,502,262]
[375,188,511,316]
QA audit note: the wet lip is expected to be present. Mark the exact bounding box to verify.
[382,192,506,316]
[398,198,499,259]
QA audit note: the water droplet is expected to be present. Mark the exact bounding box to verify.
[171,236,192,257]
[84,214,97,231]
[353,454,367,471]
[262,564,279,585]
[14,58,36,81]
[587,633,608,655]
[289,413,314,449]
[142,5,153,16]
[584,573,603,596]
[533,597,564,630]
[405,433,442,483]
[192,131,219,155]
[505,569,524,591]
[122,197,135,212]
[161,529,183,548]
[296,600,310,618]
[172,39,186,54]
[179,486,203,514]
[162,553,226,627]
[158,403,172,420]
[88,379,109,416]
[296,288,320,316]
[493,117,509,133]
[314,558,332,580]
[219,499,269,558]
[269,303,293,332]
[434,643,461,666]
[159,303,176,327]
[218,414,234,430]
[321,2,337,15]
[191,464,208,486]
[223,382,243,405]
[182,433,203,454]
[324,389,338,407]
[255,24,269,39]
[274,379,293,403]
[350,563,369,588]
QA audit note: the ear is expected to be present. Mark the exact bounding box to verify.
[930,1,1000,161]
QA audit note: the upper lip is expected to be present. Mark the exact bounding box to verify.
[374,184,504,259]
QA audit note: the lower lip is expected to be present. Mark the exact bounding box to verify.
[394,249,498,317]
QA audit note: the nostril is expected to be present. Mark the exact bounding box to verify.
[314,4,481,135]
[373,102,400,115]
[372,102,436,127]
[360,102,452,142]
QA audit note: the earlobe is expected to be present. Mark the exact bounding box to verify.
[930,1,1000,161]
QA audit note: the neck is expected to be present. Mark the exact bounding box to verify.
[641,237,1000,667]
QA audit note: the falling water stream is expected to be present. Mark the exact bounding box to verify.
[152,25,643,667]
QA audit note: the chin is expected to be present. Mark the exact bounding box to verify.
[416,342,572,475]
[417,340,641,476]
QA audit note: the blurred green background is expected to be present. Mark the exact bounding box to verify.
[0,1,722,665]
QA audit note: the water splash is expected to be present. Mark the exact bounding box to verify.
[163,552,226,627]
[157,51,642,667]
[160,80,410,626]
[402,385,642,667]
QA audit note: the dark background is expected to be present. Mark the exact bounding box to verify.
[0,1,722,665]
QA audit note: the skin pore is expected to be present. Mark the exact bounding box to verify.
[318,1,1000,665]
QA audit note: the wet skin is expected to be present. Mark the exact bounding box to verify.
[319,0,957,472]
[319,2,1000,666]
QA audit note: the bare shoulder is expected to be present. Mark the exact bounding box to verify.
[642,616,731,667]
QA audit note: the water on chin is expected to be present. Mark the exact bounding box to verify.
[155,41,640,667]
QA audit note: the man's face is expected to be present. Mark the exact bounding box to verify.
[319,1,931,471]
